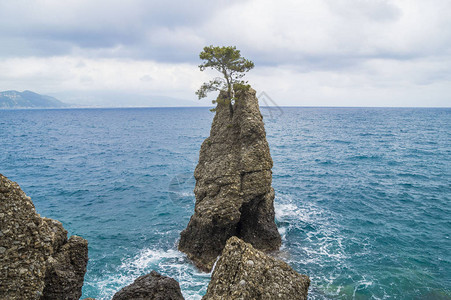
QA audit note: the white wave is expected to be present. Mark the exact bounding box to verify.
[273,192,352,294]
[178,191,194,197]
[88,247,210,300]
[278,226,287,242]
[168,190,194,197]
[119,248,181,272]
[275,202,299,220]
[274,194,322,224]
[89,193,351,300]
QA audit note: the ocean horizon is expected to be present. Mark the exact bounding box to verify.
[1,105,451,110]
[1,106,450,299]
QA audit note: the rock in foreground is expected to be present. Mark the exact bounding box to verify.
[112,270,184,300]
[203,236,310,300]
[0,174,88,300]
[179,87,281,271]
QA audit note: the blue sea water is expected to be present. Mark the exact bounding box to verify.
[1,107,450,299]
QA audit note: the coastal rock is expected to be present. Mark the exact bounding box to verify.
[42,235,89,299]
[178,87,281,271]
[0,174,88,300]
[203,236,310,300]
[112,270,184,300]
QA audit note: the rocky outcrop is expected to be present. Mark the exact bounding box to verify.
[203,236,310,300]
[112,270,184,300]
[179,87,281,271]
[0,174,88,300]
[42,235,89,299]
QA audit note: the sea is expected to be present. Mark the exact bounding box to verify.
[1,107,450,299]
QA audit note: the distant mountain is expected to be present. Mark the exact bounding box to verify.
[0,90,68,108]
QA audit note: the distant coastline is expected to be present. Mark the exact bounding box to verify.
[0,90,68,109]
[1,90,449,110]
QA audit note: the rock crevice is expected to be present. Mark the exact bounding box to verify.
[178,88,281,272]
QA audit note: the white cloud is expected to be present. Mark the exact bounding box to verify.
[0,56,212,103]
[200,0,451,62]
[248,56,451,107]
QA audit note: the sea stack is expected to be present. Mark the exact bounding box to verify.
[178,87,281,272]
[0,174,88,300]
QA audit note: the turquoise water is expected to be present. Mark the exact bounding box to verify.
[1,107,450,299]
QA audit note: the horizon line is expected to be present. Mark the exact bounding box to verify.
[1,105,450,110]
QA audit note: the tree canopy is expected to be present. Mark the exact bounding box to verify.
[195,46,254,110]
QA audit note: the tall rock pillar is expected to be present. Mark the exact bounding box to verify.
[178,87,281,272]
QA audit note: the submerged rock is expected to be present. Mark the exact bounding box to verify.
[203,236,310,300]
[0,174,88,300]
[112,270,184,300]
[179,87,281,271]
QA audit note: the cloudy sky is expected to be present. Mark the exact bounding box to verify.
[0,0,450,107]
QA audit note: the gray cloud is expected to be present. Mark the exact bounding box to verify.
[2,0,450,69]
[0,0,450,107]
[0,0,241,60]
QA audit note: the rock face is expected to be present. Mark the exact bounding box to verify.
[203,236,310,300]
[42,235,89,299]
[112,270,184,300]
[179,87,281,272]
[0,174,88,300]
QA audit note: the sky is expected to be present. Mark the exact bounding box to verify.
[0,0,450,107]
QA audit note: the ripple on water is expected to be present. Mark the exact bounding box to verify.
[1,107,450,299]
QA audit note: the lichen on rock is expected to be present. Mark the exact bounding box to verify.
[178,87,281,272]
[203,236,310,300]
[0,174,88,300]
